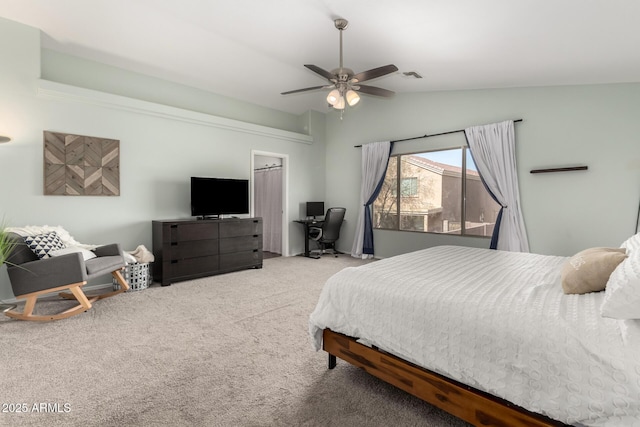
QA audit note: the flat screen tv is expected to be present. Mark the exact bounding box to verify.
[191,177,249,217]
[306,201,325,218]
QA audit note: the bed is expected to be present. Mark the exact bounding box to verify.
[309,243,640,426]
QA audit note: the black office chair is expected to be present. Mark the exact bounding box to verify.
[309,207,346,258]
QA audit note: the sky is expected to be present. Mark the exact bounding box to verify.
[416,148,478,171]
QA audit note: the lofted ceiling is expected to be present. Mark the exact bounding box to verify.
[1,0,640,115]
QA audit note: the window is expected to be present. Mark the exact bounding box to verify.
[388,177,417,197]
[373,147,500,237]
[400,177,418,197]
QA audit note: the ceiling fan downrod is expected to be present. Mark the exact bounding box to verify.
[328,18,359,111]
[335,18,348,72]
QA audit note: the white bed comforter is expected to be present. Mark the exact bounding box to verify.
[309,246,640,426]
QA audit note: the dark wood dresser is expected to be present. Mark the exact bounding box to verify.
[152,217,263,286]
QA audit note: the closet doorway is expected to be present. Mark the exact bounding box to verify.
[251,151,289,257]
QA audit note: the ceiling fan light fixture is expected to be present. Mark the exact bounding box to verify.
[282,18,398,116]
[346,89,360,106]
[326,89,341,105]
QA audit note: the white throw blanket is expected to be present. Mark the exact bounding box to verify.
[5,225,153,264]
[5,225,96,250]
[309,245,640,426]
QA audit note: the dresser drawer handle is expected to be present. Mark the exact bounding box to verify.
[171,260,179,264]
[170,224,178,228]
[171,242,178,246]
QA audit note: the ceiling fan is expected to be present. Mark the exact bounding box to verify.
[281,18,398,110]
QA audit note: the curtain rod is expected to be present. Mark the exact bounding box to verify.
[254,165,282,171]
[354,119,523,148]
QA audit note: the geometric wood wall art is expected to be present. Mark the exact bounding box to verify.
[44,131,120,196]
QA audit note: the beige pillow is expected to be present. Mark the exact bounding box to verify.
[561,247,627,294]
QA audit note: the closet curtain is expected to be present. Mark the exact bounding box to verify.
[254,167,282,254]
[351,141,393,259]
[464,120,529,252]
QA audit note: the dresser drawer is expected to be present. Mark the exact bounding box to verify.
[220,250,262,270]
[164,239,219,259]
[164,222,219,243]
[219,219,262,238]
[164,255,219,279]
[219,235,261,253]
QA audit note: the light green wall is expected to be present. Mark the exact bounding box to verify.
[325,85,640,258]
[0,17,326,300]
[2,15,639,301]
[41,49,308,134]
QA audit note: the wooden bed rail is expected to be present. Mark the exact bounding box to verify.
[322,329,567,427]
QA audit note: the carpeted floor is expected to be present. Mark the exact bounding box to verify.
[0,255,470,427]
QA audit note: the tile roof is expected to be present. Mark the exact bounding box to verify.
[406,155,479,176]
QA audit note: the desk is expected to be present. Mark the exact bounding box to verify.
[293,219,323,257]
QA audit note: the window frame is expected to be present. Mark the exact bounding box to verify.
[375,146,492,238]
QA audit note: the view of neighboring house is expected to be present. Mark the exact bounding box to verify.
[374,154,500,236]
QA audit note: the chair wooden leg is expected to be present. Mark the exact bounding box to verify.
[5,282,92,322]
[91,269,129,299]
[111,268,130,293]
[8,268,131,322]
[22,295,37,317]
[60,268,130,301]
[68,285,93,310]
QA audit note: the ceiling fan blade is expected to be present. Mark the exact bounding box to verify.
[304,64,336,81]
[352,64,399,83]
[355,84,395,97]
[281,85,328,95]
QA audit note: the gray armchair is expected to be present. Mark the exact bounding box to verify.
[5,232,130,321]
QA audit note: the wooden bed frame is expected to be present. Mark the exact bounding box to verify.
[323,329,568,427]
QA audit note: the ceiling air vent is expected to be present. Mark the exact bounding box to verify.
[402,71,423,79]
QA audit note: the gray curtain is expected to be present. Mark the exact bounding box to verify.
[351,141,392,258]
[254,167,282,254]
[464,120,529,252]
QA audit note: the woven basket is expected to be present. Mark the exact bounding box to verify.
[113,262,152,292]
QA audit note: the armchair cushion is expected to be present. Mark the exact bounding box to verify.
[24,231,66,259]
[86,255,125,278]
[92,243,123,258]
[86,243,125,278]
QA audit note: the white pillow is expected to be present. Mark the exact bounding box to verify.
[24,231,66,259]
[620,232,640,254]
[601,251,640,319]
[49,246,97,261]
